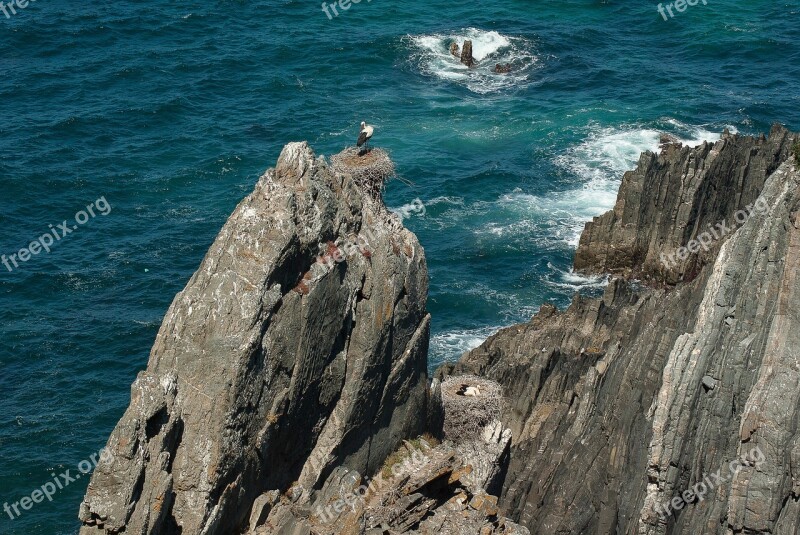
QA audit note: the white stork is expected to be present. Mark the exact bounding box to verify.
[357,121,374,153]
[457,384,482,396]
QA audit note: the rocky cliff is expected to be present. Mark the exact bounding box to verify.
[78,143,432,534]
[443,126,800,534]
[574,125,794,285]
[81,125,800,535]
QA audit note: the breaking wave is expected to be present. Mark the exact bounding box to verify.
[548,120,730,246]
[430,325,502,364]
[405,28,539,94]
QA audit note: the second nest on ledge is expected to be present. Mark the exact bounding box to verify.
[330,147,396,202]
[441,375,505,443]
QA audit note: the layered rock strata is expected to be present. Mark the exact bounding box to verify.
[79,125,800,535]
[444,126,800,534]
[574,125,795,285]
[252,422,526,535]
[78,143,431,534]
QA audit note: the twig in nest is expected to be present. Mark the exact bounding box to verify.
[440,375,504,443]
[330,147,396,202]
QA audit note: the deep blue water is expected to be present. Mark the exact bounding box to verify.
[1,0,798,532]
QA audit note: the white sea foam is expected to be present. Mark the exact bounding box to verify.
[487,187,619,248]
[405,28,539,94]
[420,121,726,248]
[660,118,732,146]
[426,196,464,207]
[544,263,610,292]
[546,121,726,246]
[390,197,427,222]
[430,325,501,363]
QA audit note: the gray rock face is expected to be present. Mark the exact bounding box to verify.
[80,126,800,535]
[256,427,527,535]
[446,128,800,534]
[460,40,476,67]
[78,142,431,534]
[574,125,794,285]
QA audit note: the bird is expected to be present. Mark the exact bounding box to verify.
[357,121,374,154]
[457,384,481,396]
[464,386,481,396]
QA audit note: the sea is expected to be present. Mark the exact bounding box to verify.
[1,0,798,532]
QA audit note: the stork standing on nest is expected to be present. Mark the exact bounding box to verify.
[357,121,374,155]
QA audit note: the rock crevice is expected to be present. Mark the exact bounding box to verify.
[81,126,800,535]
[445,126,800,534]
[79,143,430,534]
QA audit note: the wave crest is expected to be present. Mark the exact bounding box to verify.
[405,28,539,94]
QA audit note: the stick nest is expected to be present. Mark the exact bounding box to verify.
[330,147,395,202]
[441,375,504,443]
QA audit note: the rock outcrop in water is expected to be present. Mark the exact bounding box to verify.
[81,125,800,535]
[78,143,432,534]
[449,42,460,57]
[460,40,476,68]
[442,126,800,534]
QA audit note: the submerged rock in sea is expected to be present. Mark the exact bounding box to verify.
[443,126,800,534]
[460,39,476,67]
[78,142,431,533]
[449,41,460,57]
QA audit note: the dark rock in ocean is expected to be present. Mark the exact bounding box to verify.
[449,42,460,57]
[78,142,431,534]
[494,63,512,74]
[658,133,679,147]
[460,39,476,67]
[445,127,800,534]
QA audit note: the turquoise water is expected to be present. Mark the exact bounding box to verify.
[1,1,798,532]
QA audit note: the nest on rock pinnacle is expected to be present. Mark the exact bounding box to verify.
[330,147,396,202]
[441,375,504,443]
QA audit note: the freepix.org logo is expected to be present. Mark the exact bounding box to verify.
[653,445,765,520]
[2,197,112,274]
[321,0,372,20]
[657,0,708,21]
[4,448,114,521]
[0,0,36,20]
